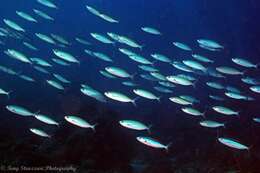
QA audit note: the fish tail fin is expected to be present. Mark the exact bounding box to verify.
[147,124,153,134]
[201,111,206,119]
[217,129,220,138]
[91,123,98,132]
[130,73,137,80]
[17,71,22,76]
[237,112,241,119]
[151,60,157,66]
[256,63,260,68]
[112,42,116,47]
[165,142,172,153]
[157,96,162,102]
[6,90,13,99]
[223,122,227,129]
[139,45,145,51]
[192,80,198,88]
[33,110,41,116]
[242,70,247,76]
[132,97,140,107]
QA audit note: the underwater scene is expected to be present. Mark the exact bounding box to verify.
[0,0,260,172]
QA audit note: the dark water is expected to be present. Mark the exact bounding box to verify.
[0,0,260,172]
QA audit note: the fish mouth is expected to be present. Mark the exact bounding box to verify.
[104,92,109,95]
[136,137,141,140]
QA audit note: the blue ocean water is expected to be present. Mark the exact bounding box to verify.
[0,0,260,172]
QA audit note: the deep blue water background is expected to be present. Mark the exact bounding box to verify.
[0,0,260,172]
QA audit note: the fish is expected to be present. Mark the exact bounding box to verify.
[166,75,195,86]
[140,74,158,81]
[107,32,122,41]
[52,58,71,66]
[199,44,222,51]
[33,9,54,21]
[171,61,194,73]
[253,117,260,123]
[23,42,38,51]
[30,58,52,67]
[53,74,71,83]
[6,49,32,64]
[181,107,204,117]
[128,54,153,65]
[118,48,136,56]
[153,86,173,93]
[86,5,101,16]
[138,65,159,72]
[209,95,225,101]
[99,14,119,23]
[232,58,258,68]
[34,113,59,126]
[158,81,175,88]
[92,52,113,62]
[151,54,171,63]
[53,49,79,63]
[199,120,225,128]
[207,68,226,78]
[119,120,151,133]
[6,105,34,116]
[179,95,200,103]
[136,136,171,151]
[99,70,117,79]
[122,81,138,87]
[0,65,18,75]
[64,115,97,131]
[0,88,12,98]
[81,85,107,102]
[19,74,35,82]
[169,97,193,105]
[241,77,260,85]
[104,91,137,106]
[250,86,260,93]
[75,37,91,45]
[46,80,64,90]
[133,89,160,101]
[206,81,225,90]
[225,92,248,100]
[117,35,143,50]
[3,19,25,32]
[141,27,161,35]
[37,0,57,9]
[150,72,167,81]
[35,33,56,44]
[30,128,51,138]
[105,66,134,79]
[16,11,37,23]
[176,74,196,81]
[197,39,224,49]
[182,60,207,72]
[173,42,192,51]
[90,33,114,44]
[192,54,214,63]
[86,5,119,23]
[216,66,243,75]
[51,34,70,45]
[218,137,249,150]
[212,106,239,116]
[226,86,241,93]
